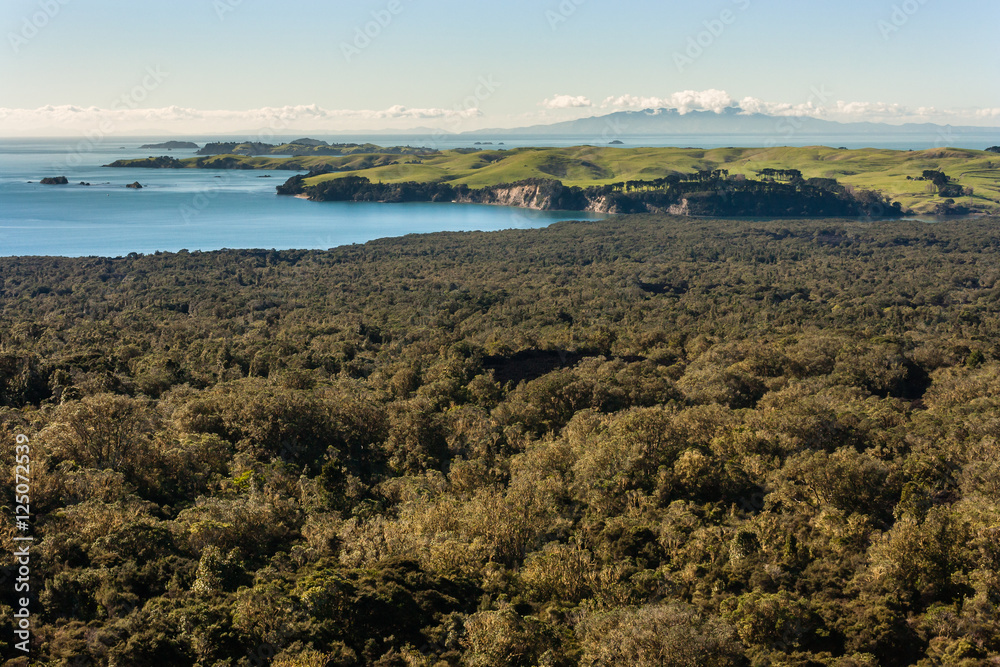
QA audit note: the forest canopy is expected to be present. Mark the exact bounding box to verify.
[2,214,1000,665]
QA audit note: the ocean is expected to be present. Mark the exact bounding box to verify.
[1,132,996,257]
[0,137,604,257]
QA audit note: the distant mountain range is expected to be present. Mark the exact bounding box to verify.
[460,108,1000,142]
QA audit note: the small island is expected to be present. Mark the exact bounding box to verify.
[40,176,69,184]
[195,138,429,157]
[139,141,199,149]
[125,181,144,189]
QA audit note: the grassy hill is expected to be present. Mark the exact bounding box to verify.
[110,145,1000,214]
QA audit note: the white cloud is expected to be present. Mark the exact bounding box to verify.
[541,94,593,109]
[829,100,909,119]
[737,96,824,118]
[602,89,735,114]
[1,93,997,136]
[0,104,483,135]
[594,89,1000,126]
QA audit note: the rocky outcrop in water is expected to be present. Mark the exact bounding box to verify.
[40,176,69,185]
[126,181,143,189]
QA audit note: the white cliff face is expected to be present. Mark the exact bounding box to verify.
[457,185,680,215]
[457,184,557,210]
[667,199,690,216]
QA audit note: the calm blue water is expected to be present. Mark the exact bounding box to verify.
[3,131,997,257]
[0,138,604,257]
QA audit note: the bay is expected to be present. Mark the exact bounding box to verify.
[3,130,996,257]
[0,138,603,257]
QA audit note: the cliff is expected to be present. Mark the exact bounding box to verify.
[279,174,903,218]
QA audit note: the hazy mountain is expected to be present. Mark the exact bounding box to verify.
[461,108,999,142]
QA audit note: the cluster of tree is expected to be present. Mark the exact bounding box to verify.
[757,168,802,181]
[104,156,186,169]
[911,170,966,199]
[986,146,1000,154]
[2,215,1000,664]
[280,173,903,218]
[609,171,733,193]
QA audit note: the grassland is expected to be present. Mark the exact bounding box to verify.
[112,145,1000,214]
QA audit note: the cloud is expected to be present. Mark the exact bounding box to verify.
[737,96,825,117]
[602,89,735,114]
[541,94,593,109]
[0,104,483,135]
[594,89,1000,126]
[829,100,909,119]
[2,93,997,136]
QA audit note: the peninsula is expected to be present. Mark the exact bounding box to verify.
[105,144,1000,215]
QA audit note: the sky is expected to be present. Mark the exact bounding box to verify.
[1,0,998,135]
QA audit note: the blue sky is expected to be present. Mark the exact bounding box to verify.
[1,0,998,134]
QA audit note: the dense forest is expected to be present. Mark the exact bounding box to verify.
[2,214,1000,665]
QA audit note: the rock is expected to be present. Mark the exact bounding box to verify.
[609,140,624,145]
[79,181,91,186]
[40,176,69,185]
[126,181,143,189]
